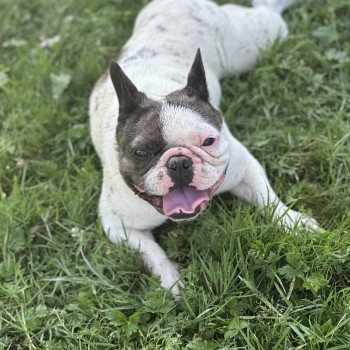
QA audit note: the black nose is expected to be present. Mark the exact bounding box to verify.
[166,156,193,187]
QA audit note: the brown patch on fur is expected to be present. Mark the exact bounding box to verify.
[116,99,166,192]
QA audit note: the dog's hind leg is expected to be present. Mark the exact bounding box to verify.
[219,0,293,75]
[252,0,294,14]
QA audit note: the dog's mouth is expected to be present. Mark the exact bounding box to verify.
[135,170,226,221]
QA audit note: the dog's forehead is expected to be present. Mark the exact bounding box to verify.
[120,92,222,149]
[159,101,219,145]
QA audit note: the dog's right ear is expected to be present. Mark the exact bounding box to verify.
[110,61,145,115]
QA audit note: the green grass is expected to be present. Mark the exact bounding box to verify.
[0,0,349,348]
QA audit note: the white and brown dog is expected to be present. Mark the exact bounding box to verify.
[89,0,319,295]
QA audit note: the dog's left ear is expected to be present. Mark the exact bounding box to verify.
[184,48,209,101]
[109,61,146,117]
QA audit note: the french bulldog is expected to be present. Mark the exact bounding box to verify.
[89,0,319,295]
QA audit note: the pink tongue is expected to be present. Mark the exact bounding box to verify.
[163,187,209,216]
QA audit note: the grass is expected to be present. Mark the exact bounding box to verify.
[0,0,349,348]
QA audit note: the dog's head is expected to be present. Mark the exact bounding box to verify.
[110,49,229,221]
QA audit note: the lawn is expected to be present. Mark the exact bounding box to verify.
[0,0,349,348]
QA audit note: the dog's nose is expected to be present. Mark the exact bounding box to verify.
[167,156,192,171]
[166,156,193,186]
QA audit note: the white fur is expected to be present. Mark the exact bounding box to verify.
[160,103,219,146]
[89,0,319,296]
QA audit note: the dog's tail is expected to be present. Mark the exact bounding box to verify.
[252,0,294,14]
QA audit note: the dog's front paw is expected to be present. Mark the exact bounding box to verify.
[276,208,320,232]
[158,261,185,297]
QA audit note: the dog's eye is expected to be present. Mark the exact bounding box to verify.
[134,149,149,157]
[202,138,215,146]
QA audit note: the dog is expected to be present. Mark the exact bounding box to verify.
[89,0,319,295]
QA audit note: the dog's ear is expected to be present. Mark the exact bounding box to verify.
[110,61,145,115]
[184,48,209,101]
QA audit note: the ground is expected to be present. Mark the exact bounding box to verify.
[0,0,349,349]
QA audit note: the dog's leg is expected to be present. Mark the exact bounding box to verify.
[228,154,319,231]
[102,217,183,295]
[252,0,294,14]
[220,1,292,74]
